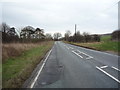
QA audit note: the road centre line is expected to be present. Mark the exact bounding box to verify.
[77,50,93,59]
[72,51,83,58]
[69,47,74,49]
[96,66,120,83]
[66,46,70,49]
[100,66,108,69]
[111,66,120,72]
[86,57,93,59]
[30,49,52,88]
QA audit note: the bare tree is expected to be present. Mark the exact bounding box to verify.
[1,22,10,33]
[64,30,71,41]
[45,33,52,39]
[53,32,62,41]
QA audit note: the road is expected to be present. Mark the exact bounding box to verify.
[27,41,120,88]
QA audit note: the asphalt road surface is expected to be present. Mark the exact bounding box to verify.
[28,41,120,88]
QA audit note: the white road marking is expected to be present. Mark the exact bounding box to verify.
[72,51,83,58]
[111,66,120,72]
[77,50,93,59]
[69,47,74,49]
[96,66,120,83]
[100,65,108,69]
[67,43,118,57]
[30,49,52,88]
[86,57,93,59]
[66,46,70,49]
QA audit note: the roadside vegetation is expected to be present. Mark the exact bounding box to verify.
[3,41,54,88]
[63,30,120,55]
[1,22,55,88]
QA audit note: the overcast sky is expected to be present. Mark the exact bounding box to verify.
[1,0,119,36]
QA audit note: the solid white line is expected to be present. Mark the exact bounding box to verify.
[100,66,108,69]
[30,49,52,88]
[96,66,120,83]
[72,51,83,58]
[111,66,120,72]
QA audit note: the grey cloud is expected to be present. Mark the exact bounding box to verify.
[2,0,119,35]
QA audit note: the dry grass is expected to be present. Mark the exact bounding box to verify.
[2,42,47,63]
[2,41,54,88]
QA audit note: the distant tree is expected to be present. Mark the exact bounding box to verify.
[91,34,100,42]
[64,30,71,41]
[35,28,45,39]
[83,32,91,42]
[72,31,84,42]
[1,23,19,43]
[53,32,62,41]
[111,30,120,41]
[20,26,35,39]
[7,27,16,36]
[75,31,84,42]
[1,22,10,33]
[1,23,10,42]
[45,33,52,39]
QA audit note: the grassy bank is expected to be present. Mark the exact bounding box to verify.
[2,41,54,88]
[64,36,120,55]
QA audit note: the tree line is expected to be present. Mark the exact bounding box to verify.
[63,29,120,42]
[1,23,59,43]
[1,22,119,43]
[63,30,100,42]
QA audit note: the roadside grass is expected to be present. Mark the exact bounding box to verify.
[64,35,120,54]
[2,43,41,62]
[2,41,54,88]
[100,35,111,42]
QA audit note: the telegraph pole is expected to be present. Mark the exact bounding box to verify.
[75,24,77,35]
[74,24,77,42]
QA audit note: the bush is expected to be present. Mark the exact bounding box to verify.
[111,30,120,41]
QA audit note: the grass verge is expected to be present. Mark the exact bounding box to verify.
[64,40,120,55]
[2,41,54,88]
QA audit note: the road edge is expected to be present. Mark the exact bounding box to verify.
[22,47,53,88]
[64,42,119,56]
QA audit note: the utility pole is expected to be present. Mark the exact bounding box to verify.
[75,24,77,35]
[74,24,77,42]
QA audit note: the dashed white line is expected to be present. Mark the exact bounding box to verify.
[30,49,52,88]
[77,50,93,59]
[100,66,108,69]
[64,45,66,47]
[111,66,120,72]
[72,51,83,58]
[69,47,74,49]
[66,46,70,49]
[96,66,120,83]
